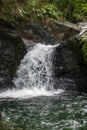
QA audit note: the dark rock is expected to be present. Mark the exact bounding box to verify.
[47,21,79,41]
[19,23,57,44]
[18,21,80,45]
[0,18,16,30]
[53,41,87,91]
[0,32,25,90]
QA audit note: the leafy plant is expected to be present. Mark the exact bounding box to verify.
[0,0,87,25]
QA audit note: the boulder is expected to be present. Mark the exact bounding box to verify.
[53,40,87,91]
[48,21,79,41]
[0,32,25,89]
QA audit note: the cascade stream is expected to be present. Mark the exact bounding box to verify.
[0,43,63,99]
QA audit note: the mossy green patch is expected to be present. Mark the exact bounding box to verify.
[67,37,87,67]
[82,41,87,65]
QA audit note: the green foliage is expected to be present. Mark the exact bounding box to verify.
[37,4,58,23]
[0,0,59,24]
[72,1,87,22]
[0,0,87,24]
[23,0,58,23]
[0,0,25,23]
[53,0,87,22]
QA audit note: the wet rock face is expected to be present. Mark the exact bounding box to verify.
[0,33,25,89]
[53,43,87,91]
[20,21,79,44]
[53,45,78,77]
[48,21,79,41]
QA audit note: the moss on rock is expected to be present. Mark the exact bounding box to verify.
[82,41,87,65]
[67,36,87,67]
[67,38,83,66]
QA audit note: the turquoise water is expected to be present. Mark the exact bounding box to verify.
[0,92,87,130]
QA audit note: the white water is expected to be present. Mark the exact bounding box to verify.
[0,43,64,99]
[0,88,64,99]
[14,43,55,90]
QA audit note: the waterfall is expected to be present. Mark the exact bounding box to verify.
[0,43,63,99]
[14,43,55,90]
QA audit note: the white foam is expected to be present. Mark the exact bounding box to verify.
[0,88,64,99]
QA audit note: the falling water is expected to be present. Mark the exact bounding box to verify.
[0,43,63,99]
[14,43,55,90]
